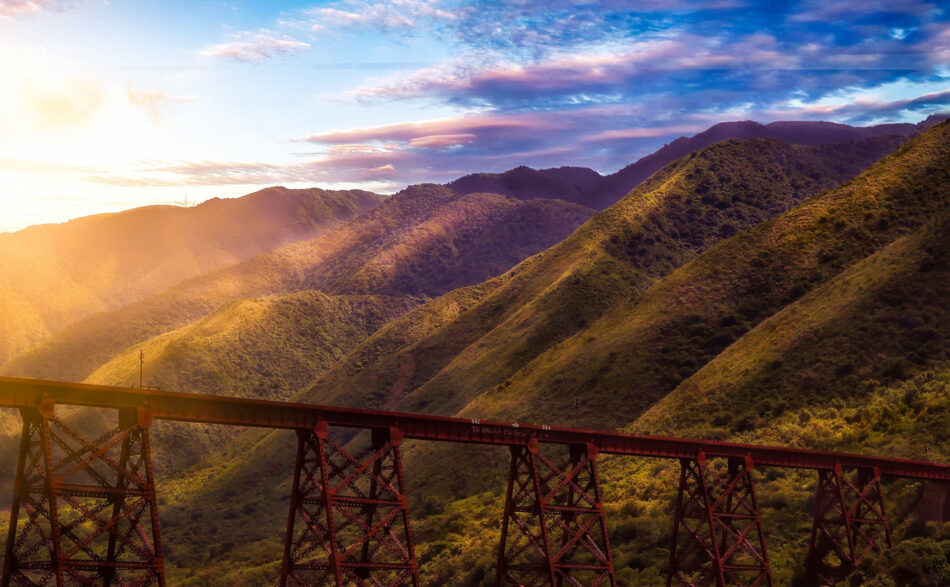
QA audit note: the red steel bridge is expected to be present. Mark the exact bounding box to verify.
[0,376,949,586]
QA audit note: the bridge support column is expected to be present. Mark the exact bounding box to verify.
[280,422,418,586]
[667,453,772,587]
[805,464,891,585]
[2,401,164,587]
[496,439,615,586]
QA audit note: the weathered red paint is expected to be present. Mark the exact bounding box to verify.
[667,453,772,587]
[280,424,417,587]
[2,405,164,587]
[806,465,891,585]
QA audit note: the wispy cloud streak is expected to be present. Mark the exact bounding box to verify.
[202,32,310,61]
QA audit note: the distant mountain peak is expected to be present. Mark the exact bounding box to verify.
[582,118,919,210]
[446,165,602,207]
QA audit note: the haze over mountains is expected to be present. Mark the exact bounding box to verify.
[2,117,950,584]
[0,187,382,365]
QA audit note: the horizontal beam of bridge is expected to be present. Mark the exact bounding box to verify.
[1,376,947,481]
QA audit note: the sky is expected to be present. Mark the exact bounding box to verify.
[0,0,949,233]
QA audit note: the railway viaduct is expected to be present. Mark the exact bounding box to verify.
[1,376,948,586]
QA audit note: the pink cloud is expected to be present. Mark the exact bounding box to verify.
[202,33,310,61]
[762,87,950,120]
[295,113,554,144]
[582,125,707,141]
[408,134,476,148]
[328,144,388,153]
[0,0,60,18]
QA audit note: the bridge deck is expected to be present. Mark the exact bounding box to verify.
[1,375,947,480]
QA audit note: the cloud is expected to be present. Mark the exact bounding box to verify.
[33,0,950,198]
[408,134,476,148]
[582,125,708,142]
[295,113,555,144]
[771,86,950,123]
[0,157,103,174]
[126,86,196,123]
[304,0,458,33]
[789,0,940,23]
[202,32,310,61]
[0,0,61,18]
[348,34,817,106]
[346,30,945,114]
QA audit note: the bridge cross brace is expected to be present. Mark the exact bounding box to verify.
[805,464,892,585]
[496,438,616,587]
[667,452,772,587]
[1,401,165,587]
[280,421,418,587]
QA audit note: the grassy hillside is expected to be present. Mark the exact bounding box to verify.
[81,290,416,475]
[304,135,905,427]
[455,123,948,429]
[84,291,415,402]
[2,186,592,382]
[636,214,950,440]
[406,200,950,584]
[0,187,381,366]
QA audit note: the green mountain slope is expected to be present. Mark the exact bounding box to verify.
[636,214,950,441]
[595,194,950,584]
[304,135,906,425]
[81,290,415,474]
[2,186,593,382]
[0,187,382,366]
[452,123,948,430]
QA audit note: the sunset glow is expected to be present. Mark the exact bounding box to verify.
[1,0,948,232]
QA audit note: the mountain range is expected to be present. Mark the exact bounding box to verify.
[1,116,949,584]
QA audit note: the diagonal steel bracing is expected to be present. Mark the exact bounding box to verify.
[280,422,418,587]
[805,464,891,585]
[2,402,164,587]
[496,439,615,586]
[667,453,772,587]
